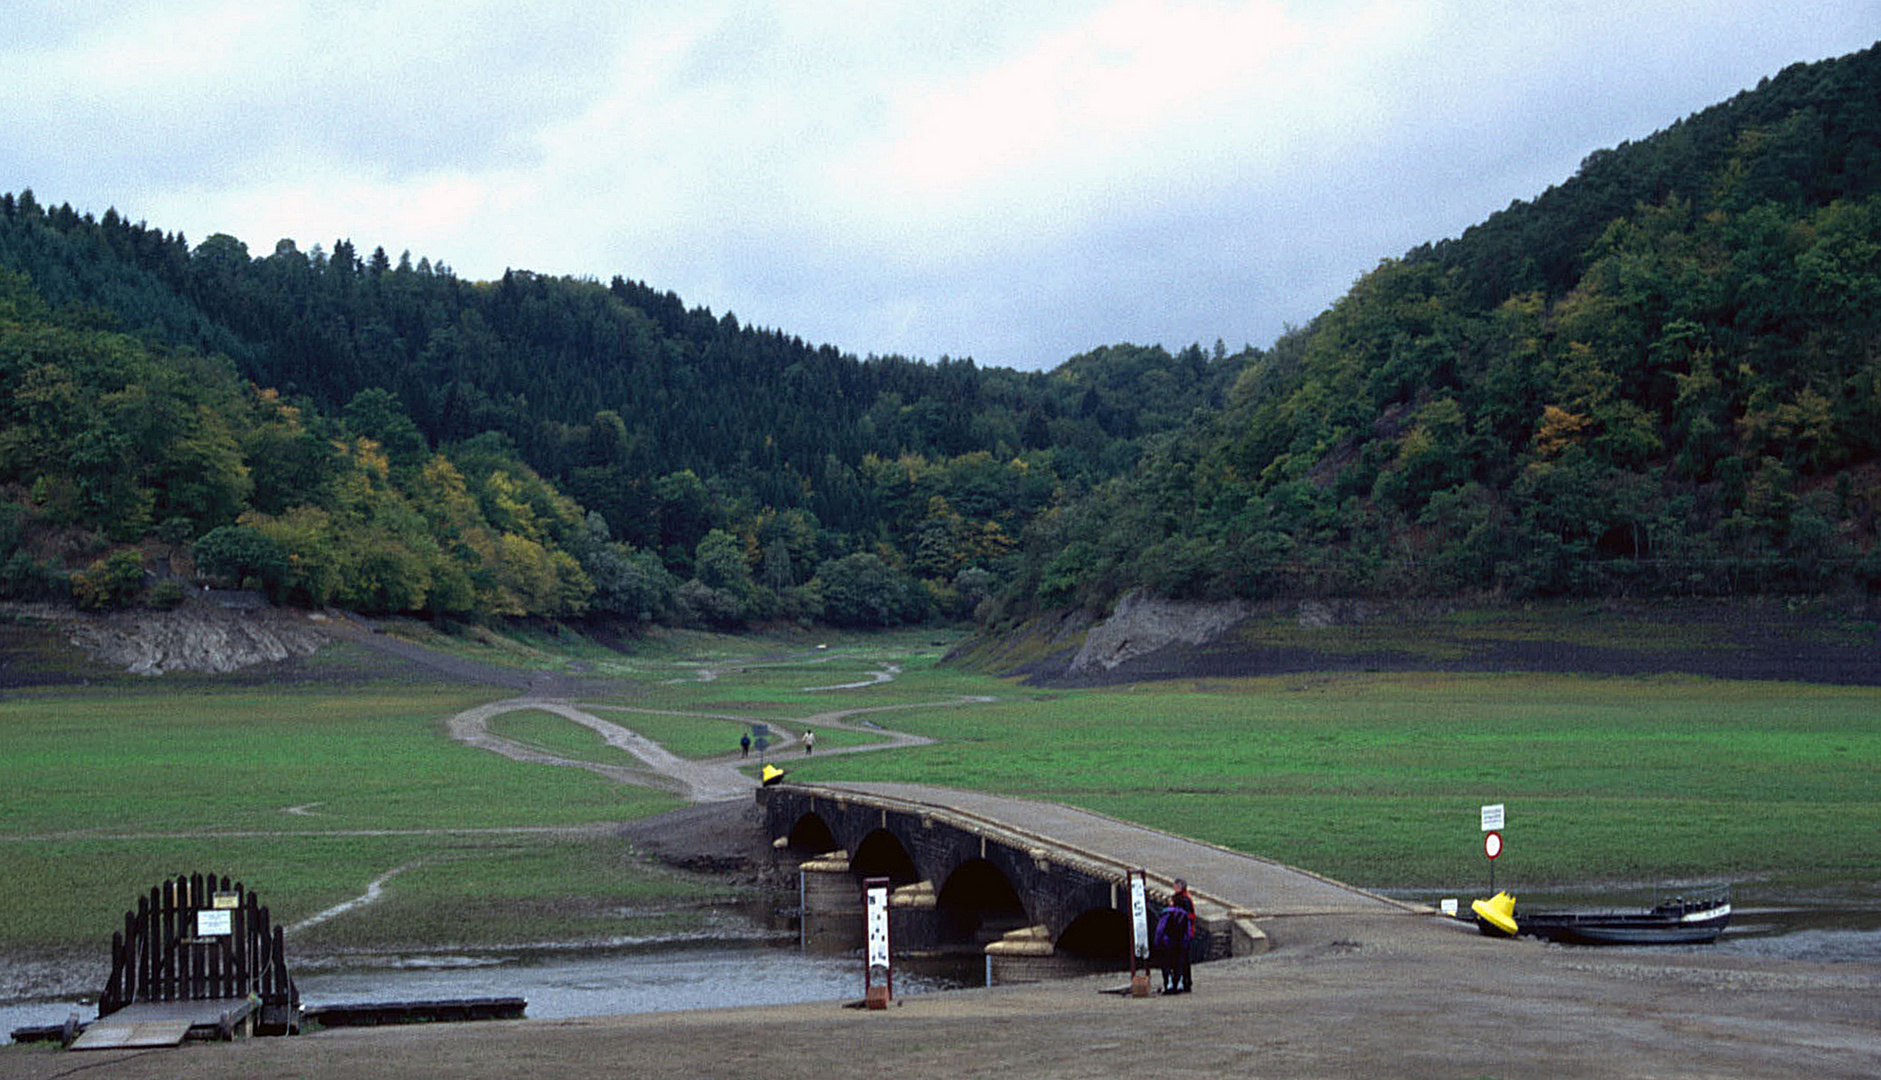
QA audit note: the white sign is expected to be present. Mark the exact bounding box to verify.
[197,909,232,937]
[866,884,890,970]
[1129,870,1150,960]
[1480,803,1505,831]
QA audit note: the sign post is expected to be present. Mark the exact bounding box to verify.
[864,876,891,1009]
[1127,869,1150,998]
[1481,804,1506,893]
[752,723,771,768]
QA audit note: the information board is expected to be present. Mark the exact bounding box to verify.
[1480,803,1505,831]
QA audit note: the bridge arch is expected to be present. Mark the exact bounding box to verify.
[935,857,1030,945]
[783,811,838,855]
[851,828,920,885]
[1054,907,1131,961]
[761,787,1162,963]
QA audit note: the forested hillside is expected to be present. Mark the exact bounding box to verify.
[0,189,1240,624]
[997,43,1881,617]
[4,43,1877,630]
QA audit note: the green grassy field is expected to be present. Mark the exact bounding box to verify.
[764,668,1881,889]
[0,681,704,951]
[486,708,646,766]
[3,617,1878,957]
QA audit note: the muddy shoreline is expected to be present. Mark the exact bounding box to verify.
[6,913,1877,1080]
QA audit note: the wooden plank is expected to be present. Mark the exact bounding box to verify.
[70,1019,192,1050]
[69,1001,230,1050]
[66,1000,264,1049]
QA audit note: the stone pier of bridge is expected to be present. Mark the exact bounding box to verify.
[759,781,1424,984]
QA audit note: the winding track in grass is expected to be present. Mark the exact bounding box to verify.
[2,655,977,936]
[288,861,426,933]
[444,678,993,803]
[205,626,992,925]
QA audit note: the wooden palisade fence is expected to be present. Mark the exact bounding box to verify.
[100,872,300,1035]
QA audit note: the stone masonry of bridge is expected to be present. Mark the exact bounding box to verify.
[760,781,1425,970]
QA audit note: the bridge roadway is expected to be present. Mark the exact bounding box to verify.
[829,781,1410,916]
[774,780,1421,952]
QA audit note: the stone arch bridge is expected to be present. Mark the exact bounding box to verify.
[759,781,1419,982]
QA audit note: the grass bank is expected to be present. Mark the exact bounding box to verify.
[0,681,708,953]
[775,669,1881,890]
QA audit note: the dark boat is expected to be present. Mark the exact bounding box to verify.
[1474,886,1732,946]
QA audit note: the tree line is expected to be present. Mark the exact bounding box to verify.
[994,42,1881,621]
[3,42,1877,629]
[0,190,1242,624]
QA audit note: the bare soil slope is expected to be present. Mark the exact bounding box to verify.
[1008,598,1881,687]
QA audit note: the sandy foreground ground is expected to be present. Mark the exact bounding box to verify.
[4,912,1876,1080]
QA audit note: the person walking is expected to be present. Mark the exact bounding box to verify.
[740,733,751,757]
[802,728,816,755]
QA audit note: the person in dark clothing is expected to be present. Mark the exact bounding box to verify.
[740,733,751,757]
[1158,878,1197,993]
[1153,905,1191,993]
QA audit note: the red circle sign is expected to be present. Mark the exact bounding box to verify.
[1484,830,1504,859]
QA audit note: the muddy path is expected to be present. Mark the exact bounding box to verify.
[441,673,986,803]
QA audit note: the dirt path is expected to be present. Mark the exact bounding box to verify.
[438,659,983,803]
[287,862,424,934]
[167,651,974,934]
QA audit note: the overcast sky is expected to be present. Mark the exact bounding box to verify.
[5,3,1876,370]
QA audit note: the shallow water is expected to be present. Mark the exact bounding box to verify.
[10,899,1880,1041]
[3,941,971,1040]
[296,941,971,1019]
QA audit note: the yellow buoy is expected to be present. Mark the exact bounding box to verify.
[1470,890,1519,936]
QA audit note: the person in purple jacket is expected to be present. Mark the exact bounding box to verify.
[1154,878,1197,993]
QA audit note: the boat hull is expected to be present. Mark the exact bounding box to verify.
[1519,914,1722,948]
[1517,908,1729,946]
[1468,895,1731,946]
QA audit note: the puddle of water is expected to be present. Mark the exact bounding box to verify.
[298,941,968,1019]
[4,941,972,1041]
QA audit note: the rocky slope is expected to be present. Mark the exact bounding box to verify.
[6,597,329,676]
